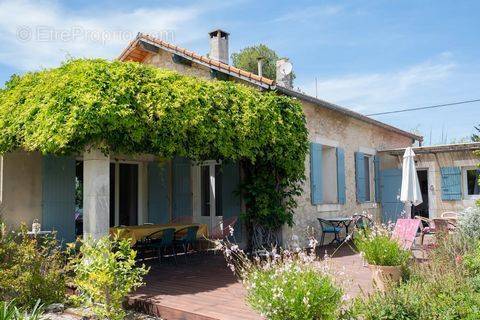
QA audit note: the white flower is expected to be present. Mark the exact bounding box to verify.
[302,296,309,305]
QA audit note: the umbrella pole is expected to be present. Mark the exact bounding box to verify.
[404,201,412,219]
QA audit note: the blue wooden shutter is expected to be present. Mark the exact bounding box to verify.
[355,152,366,203]
[148,161,170,224]
[172,157,192,219]
[441,167,462,200]
[374,155,381,203]
[222,162,242,240]
[42,155,76,244]
[380,168,403,223]
[336,148,346,204]
[310,142,323,205]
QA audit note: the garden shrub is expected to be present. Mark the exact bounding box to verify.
[245,258,342,320]
[344,231,480,320]
[463,240,480,290]
[0,226,66,308]
[216,238,343,320]
[0,300,44,320]
[457,206,480,240]
[354,229,410,266]
[0,59,309,248]
[69,235,149,320]
[343,273,480,320]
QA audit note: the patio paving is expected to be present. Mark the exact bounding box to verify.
[127,244,373,320]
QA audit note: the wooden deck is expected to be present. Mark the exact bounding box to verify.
[127,245,373,320]
[127,253,261,320]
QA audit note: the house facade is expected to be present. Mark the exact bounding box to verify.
[1,30,425,246]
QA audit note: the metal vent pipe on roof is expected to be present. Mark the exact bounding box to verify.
[257,58,263,77]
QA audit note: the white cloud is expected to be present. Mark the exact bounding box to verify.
[301,54,456,113]
[0,0,219,71]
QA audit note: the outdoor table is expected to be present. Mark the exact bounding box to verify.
[110,223,209,246]
[323,217,353,242]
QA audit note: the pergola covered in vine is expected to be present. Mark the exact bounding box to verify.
[0,59,308,248]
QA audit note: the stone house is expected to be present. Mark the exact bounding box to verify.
[2,29,428,246]
[118,30,422,244]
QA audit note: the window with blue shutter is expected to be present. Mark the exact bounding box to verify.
[172,157,192,219]
[374,155,381,203]
[441,167,462,200]
[355,152,366,203]
[336,148,346,204]
[148,161,170,224]
[222,162,242,240]
[42,155,76,244]
[310,142,323,205]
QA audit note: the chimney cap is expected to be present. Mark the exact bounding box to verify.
[208,29,230,38]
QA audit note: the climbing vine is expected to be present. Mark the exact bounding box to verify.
[0,59,308,248]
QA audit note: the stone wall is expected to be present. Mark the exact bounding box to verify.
[283,101,414,246]
[141,50,415,246]
[1,151,42,229]
[143,50,212,80]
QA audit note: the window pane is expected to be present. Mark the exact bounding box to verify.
[201,166,210,216]
[215,165,223,216]
[467,169,480,195]
[364,156,371,202]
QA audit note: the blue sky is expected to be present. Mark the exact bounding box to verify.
[0,0,479,145]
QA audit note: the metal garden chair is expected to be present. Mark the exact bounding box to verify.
[175,225,200,263]
[317,218,342,246]
[144,227,177,264]
[414,216,436,246]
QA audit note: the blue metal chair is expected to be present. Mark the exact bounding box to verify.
[318,218,342,246]
[145,228,177,264]
[353,214,373,230]
[175,225,199,263]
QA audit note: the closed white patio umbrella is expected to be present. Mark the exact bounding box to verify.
[400,147,423,218]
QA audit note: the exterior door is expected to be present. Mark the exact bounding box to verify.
[380,168,404,223]
[195,162,223,232]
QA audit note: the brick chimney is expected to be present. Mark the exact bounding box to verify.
[209,29,229,64]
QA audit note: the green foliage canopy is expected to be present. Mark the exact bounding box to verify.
[0,59,308,236]
[231,44,294,81]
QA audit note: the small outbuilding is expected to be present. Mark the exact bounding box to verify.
[378,142,480,221]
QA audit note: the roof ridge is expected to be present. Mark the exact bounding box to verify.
[127,33,275,86]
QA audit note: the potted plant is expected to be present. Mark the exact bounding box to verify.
[354,229,410,291]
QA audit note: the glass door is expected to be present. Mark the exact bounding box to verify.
[198,163,223,232]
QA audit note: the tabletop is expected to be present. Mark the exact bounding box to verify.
[323,217,353,222]
[110,223,209,245]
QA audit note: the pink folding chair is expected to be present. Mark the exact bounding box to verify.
[392,219,421,250]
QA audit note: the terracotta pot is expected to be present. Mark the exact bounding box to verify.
[368,264,402,291]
